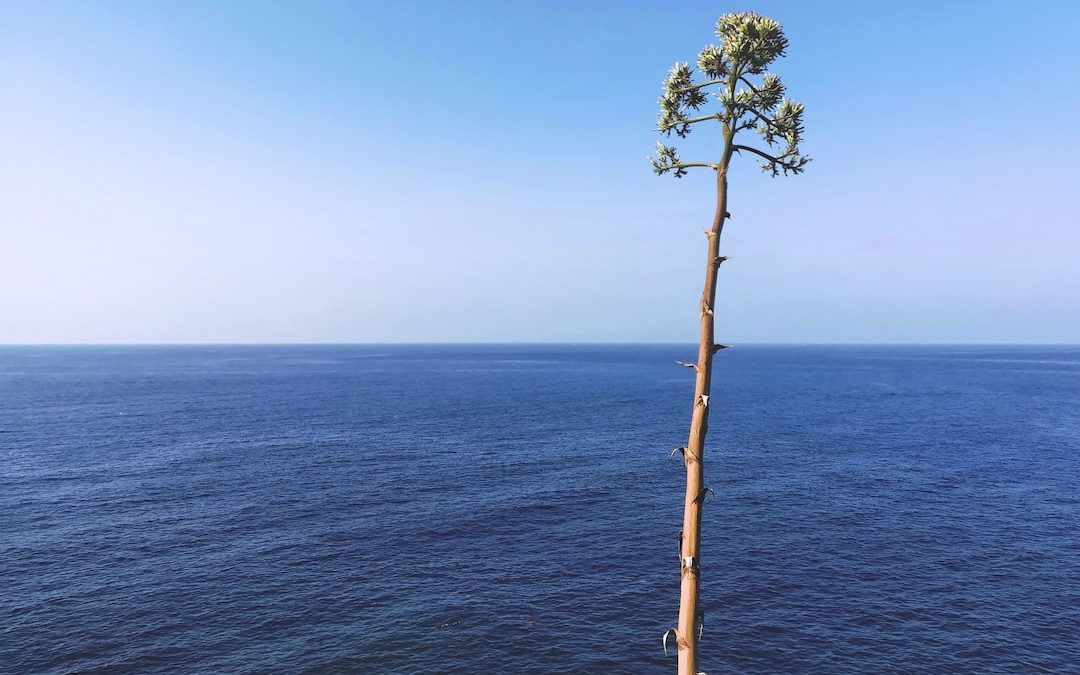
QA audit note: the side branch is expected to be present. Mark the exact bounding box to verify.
[732,144,795,164]
[737,76,763,96]
[674,79,726,94]
[679,113,721,126]
[733,76,788,129]
[732,143,808,177]
[659,113,721,135]
[740,106,784,132]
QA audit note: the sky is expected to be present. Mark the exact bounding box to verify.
[2,0,1079,344]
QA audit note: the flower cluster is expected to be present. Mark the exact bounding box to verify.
[649,142,688,178]
[715,12,788,75]
[696,45,727,79]
[657,62,708,138]
[755,99,808,176]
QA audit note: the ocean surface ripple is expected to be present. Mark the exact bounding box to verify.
[3,345,1079,673]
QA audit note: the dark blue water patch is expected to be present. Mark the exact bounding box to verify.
[2,344,1079,673]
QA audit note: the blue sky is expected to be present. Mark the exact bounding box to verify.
[2,0,1078,343]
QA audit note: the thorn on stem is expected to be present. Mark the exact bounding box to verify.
[675,360,698,371]
[662,628,678,657]
[699,394,709,408]
[669,446,686,459]
[712,343,731,353]
[714,256,728,266]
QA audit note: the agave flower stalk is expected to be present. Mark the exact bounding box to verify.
[650,12,809,675]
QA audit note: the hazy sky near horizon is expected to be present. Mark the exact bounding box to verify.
[3,1,1079,344]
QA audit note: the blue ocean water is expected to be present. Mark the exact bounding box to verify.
[3,344,1079,674]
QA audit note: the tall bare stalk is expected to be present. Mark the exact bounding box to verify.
[650,13,810,674]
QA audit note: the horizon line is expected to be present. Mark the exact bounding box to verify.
[2,342,1078,348]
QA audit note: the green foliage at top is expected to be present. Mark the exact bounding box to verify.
[650,11,809,179]
[716,12,788,74]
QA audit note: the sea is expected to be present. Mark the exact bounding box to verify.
[3,344,1079,674]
